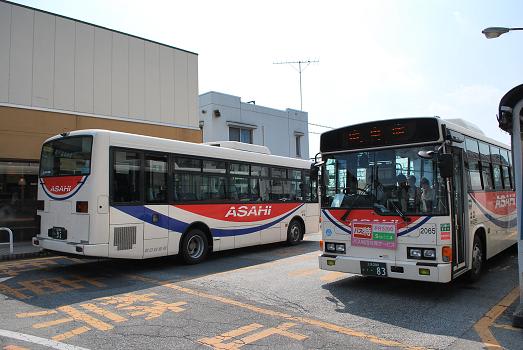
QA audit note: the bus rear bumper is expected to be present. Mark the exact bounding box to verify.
[318,254,452,283]
[34,236,109,257]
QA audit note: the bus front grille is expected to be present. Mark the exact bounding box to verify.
[113,226,137,251]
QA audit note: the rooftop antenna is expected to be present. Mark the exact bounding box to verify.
[274,59,319,111]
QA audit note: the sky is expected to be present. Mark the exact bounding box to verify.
[11,0,523,156]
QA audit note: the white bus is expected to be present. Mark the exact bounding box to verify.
[317,117,516,282]
[33,130,319,263]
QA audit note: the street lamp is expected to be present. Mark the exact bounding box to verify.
[482,26,523,39]
[484,26,523,329]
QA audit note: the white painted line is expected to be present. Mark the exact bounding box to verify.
[0,329,90,350]
[0,276,14,283]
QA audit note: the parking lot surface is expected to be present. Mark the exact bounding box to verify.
[0,233,521,350]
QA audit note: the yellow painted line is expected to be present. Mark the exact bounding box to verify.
[198,323,264,347]
[53,277,86,290]
[123,301,187,320]
[492,323,523,332]
[0,284,31,300]
[0,256,63,268]
[473,287,520,350]
[80,303,127,323]
[17,310,58,318]
[129,274,424,350]
[18,280,68,295]
[218,323,263,340]
[52,326,91,342]
[320,272,346,282]
[240,322,307,344]
[33,318,74,329]
[288,267,319,277]
[3,345,30,350]
[57,306,113,331]
[72,275,106,288]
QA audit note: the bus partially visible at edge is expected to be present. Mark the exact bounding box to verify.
[317,117,516,282]
[33,129,319,263]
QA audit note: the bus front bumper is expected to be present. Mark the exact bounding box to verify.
[318,254,452,283]
[33,236,109,257]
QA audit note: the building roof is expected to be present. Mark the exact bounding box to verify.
[2,0,197,56]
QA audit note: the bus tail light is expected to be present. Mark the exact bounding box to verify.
[442,246,452,262]
[319,240,324,251]
[76,201,88,213]
[37,200,45,211]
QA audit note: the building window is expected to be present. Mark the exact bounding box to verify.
[0,161,39,241]
[229,127,252,144]
[295,136,302,157]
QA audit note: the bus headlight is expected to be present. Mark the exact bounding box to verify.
[325,242,346,254]
[408,248,422,259]
[423,249,436,259]
[408,247,436,260]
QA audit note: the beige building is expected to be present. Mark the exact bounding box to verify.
[0,0,202,241]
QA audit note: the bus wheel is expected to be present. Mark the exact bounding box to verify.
[468,235,484,282]
[181,229,208,264]
[287,220,303,246]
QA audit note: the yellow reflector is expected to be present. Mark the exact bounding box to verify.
[327,260,335,266]
[419,268,430,276]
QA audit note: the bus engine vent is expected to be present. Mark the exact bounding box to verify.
[113,226,137,251]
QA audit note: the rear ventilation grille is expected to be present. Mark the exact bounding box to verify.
[113,226,137,251]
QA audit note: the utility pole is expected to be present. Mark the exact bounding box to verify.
[274,59,319,111]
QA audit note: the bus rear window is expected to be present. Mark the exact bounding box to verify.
[40,136,93,177]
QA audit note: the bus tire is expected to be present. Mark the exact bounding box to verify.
[467,234,484,282]
[287,219,303,246]
[180,229,209,264]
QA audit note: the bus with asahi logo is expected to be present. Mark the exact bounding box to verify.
[33,130,319,263]
[317,117,516,282]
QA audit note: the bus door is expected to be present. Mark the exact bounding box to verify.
[449,147,467,271]
[143,153,169,258]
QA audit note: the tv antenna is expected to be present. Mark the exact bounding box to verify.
[273,59,319,111]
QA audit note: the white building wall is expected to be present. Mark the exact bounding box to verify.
[0,1,199,129]
[199,92,309,159]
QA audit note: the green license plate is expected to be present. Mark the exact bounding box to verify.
[360,261,387,277]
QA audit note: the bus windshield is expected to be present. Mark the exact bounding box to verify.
[40,136,93,177]
[323,145,449,216]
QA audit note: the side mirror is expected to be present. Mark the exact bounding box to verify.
[437,154,453,178]
[417,150,435,159]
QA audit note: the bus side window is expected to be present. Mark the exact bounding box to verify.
[480,162,493,191]
[501,165,511,189]
[492,165,503,189]
[145,154,168,203]
[112,150,142,203]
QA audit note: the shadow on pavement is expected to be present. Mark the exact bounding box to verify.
[321,245,518,339]
[0,237,319,309]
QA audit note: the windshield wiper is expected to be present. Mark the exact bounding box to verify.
[340,184,371,222]
[389,200,411,223]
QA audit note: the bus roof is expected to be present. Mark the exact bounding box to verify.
[44,129,313,169]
